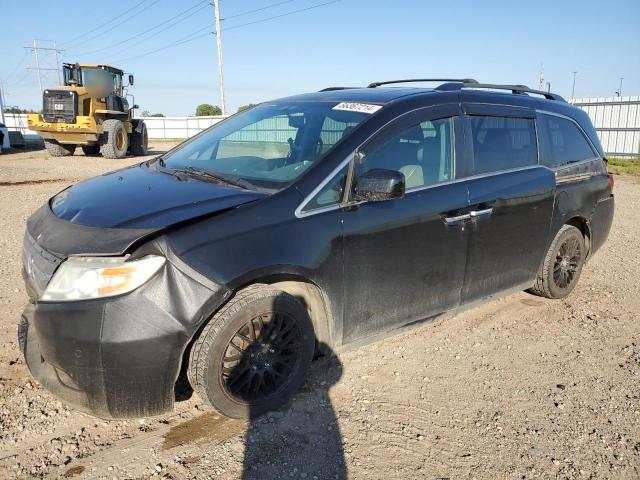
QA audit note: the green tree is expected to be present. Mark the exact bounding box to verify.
[237,103,257,113]
[195,104,222,116]
[5,107,35,114]
[141,111,165,117]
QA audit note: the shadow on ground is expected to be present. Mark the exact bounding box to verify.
[241,349,346,480]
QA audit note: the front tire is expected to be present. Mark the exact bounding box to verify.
[188,284,315,419]
[99,119,128,159]
[529,225,586,299]
[44,139,75,157]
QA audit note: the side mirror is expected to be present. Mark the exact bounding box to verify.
[354,168,405,202]
[128,74,134,86]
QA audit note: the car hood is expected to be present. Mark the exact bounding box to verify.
[50,162,267,229]
[26,162,267,257]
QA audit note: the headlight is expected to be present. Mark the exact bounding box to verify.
[41,255,166,302]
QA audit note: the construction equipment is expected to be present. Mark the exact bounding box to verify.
[28,63,148,159]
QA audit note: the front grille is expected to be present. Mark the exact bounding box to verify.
[42,89,77,123]
[22,232,63,300]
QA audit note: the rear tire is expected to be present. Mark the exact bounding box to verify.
[528,225,586,299]
[99,119,128,159]
[188,284,315,419]
[81,144,100,156]
[44,139,75,157]
[130,121,148,156]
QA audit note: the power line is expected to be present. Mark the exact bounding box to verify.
[70,0,209,57]
[108,1,341,68]
[1,52,29,83]
[113,27,213,64]
[24,40,65,92]
[61,0,150,46]
[222,0,297,20]
[63,0,161,52]
[224,0,340,32]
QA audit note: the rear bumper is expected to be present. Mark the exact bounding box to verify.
[20,251,230,419]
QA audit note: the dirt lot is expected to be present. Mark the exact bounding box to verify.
[0,145,638,479]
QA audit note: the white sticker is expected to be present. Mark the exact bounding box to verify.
[332,102,382,114]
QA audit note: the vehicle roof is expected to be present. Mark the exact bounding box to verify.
[274,85,576,114]
[77,64,124,74]
[274,87,433,104]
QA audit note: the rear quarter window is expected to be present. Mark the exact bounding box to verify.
[539,114,596,167]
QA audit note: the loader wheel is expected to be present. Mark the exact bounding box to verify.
[99,119,128,159]
[188,284,315,419]
[81,144,100,156]
[44,139,76,157]
[130,121,148,156]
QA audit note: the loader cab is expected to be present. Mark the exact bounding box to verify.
[62,63,125,98]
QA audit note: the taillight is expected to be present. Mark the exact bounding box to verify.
[608,174,614,192]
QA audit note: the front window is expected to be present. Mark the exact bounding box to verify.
[159,102,372,190]
[82,68,115,94]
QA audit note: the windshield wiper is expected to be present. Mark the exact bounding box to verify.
[172,167,256,190]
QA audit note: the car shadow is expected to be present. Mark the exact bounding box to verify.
[238,342,346,480]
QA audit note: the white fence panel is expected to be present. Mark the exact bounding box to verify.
[4,98,640,156]
[570,96,640,157]
[2,114,227,140]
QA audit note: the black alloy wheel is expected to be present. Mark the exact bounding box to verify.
[553,236,582,289]
[188,284,315,418]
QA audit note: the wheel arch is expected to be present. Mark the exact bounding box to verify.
[178,271,336,389]
[245,274,335,350]
[565,215,592,259]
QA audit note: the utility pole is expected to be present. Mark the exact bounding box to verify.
[24,40,66,92]
[53,40,62,85]
[212,0,226,115]
[571,71,578,99]
[617,77,624,97]
[0,83,5,125]
[32,39,42,92]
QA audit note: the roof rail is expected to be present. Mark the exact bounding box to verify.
[436,81,566,102]
[318,87,358,92]
[367,78,479,88]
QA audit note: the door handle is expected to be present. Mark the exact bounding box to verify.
[469,207,493,218]
[443,213,471,225]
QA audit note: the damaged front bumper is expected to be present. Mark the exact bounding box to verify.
[20,246,231,419]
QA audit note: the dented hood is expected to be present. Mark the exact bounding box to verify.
[27,162,266,257]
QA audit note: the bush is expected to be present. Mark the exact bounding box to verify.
[195,104,222,116]
[237,103,257,112]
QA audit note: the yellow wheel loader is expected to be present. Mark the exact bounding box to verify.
[28,63,148,159]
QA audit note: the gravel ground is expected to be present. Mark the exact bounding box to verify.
[0,145,638,479]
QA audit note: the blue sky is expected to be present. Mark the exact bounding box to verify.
[1,0,638,116]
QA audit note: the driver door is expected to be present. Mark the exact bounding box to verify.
[341,104,470,343]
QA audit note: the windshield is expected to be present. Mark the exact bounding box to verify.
[82,68,117,95]
[159,102,372,190]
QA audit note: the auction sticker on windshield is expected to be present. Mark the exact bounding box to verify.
[332,102,382,114]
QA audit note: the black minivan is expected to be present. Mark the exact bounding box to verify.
[20,79,614,419]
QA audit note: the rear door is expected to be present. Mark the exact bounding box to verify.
[340,104,471,343]
[459,104,556,303]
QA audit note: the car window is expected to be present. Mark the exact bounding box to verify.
[161,102,370,190]
[216,115,299,161]
[303,164,348,212]
[539,114,596,167]
[318,117,361,155]
[358,117,455,190]
[468,116,537,174]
